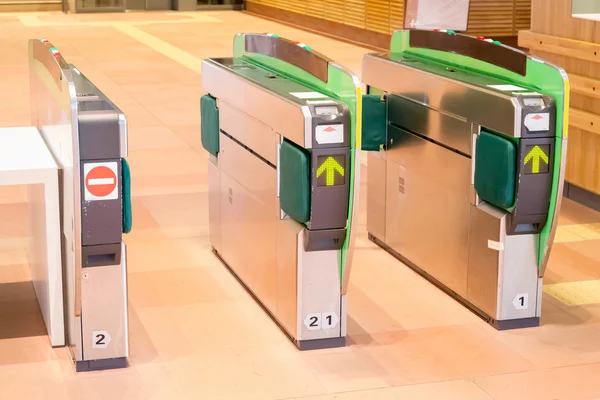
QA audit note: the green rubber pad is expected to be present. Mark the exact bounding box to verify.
[475,130,517,210]
[361,94,386,151]
[201,94,220,156]
[121,158,132,234]
[279,139,311,224]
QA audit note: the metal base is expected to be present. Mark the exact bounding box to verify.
[75,357,128,372]
[492,317,539,330]
[297,337,346,350]
[212,248,346,350]
[368,233,540,331]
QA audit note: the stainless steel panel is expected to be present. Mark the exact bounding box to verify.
[385,127,470,297]
[202,60,307,149]
[219,101,279,166]
[208,155,221,254]
[388,95,471,155]
[367,150,387,241]
[218,134,278,314]
[536,277,544,317]
[362,54,519,137]
[297,229,341,341]
[470,125,479,205]
[466,202,504,318]
[29,41,83,357]
[340,294,348,336]
[498,234,539,320]
[276,218,302,337]
[81,243,128,361]
[219,133,277,210]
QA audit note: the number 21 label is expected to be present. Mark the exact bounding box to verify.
[303,312,340,331]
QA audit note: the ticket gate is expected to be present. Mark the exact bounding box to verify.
[201,33,362,349]
[362,30,569,329]
[29,39,132,370]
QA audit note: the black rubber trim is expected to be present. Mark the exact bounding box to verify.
[409,30,527,76]
[76,357,128,372]
[245,34,329,82]
[298,337,346,350]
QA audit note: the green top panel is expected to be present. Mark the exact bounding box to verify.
[389,30,569,271]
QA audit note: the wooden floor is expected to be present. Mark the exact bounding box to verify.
[1,10,600,400]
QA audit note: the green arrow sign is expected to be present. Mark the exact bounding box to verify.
[316,156,345,186]
[524,145,549,174]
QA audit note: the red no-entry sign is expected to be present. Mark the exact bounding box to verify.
[84,162,119,201]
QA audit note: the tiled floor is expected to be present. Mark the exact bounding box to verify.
[0,10,600,400]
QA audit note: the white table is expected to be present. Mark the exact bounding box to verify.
[0,126,64,347]
[572,13,600,22]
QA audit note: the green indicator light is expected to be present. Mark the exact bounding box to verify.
[316,156,345,186]
[447,30,456,35]
[493,40,502,45]
[50,47,57,51]
[272,34,279,38]
[304,45,312,50]
[524,145,549,174]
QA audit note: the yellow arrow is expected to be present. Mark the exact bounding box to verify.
[524,145,549,174]
[316,157,344,186]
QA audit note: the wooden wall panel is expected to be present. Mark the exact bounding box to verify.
[247,0,529,38]
[345,0,366,28]
[467,0,515,36]
[389,0,404,31]
[465,0,530,37]
[519,1,600,195]
[366,0,391,33]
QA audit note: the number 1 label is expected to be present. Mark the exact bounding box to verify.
[512,293,529,310]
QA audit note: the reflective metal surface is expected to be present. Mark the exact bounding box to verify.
[366,151,387,242]
[29,39,82,357]
[218,133,278,314]
[29,39,129,367]
[388,94,471,155]
[204,50,359,347]
[363,41,561,326]
[362,53,521,137]
[219,100,278,165]
[466,202,503,317]
[385,126,471,297]
[296,229,341,341]
[203,59,324,149]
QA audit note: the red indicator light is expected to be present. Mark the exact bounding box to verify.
[324,126,337,132]
[532,115,544,120]
[477,36,485,40]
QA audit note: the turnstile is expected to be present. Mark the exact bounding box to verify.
[29,39,132,370]
[201,33,362,349]
[362,30,569,329]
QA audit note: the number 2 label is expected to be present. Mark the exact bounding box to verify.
[304,313,322,331]
[92,330,112,349]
